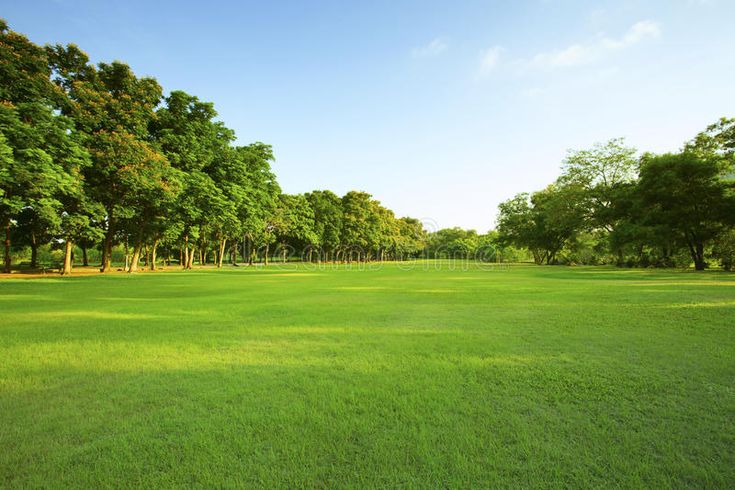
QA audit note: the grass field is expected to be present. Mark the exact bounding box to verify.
[1,263,734,487]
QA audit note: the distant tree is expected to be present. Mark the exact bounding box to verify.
[341,191,375,261]
[371,201,398,261]
[497,185,585,265]
[427,227,479,259]
[273,194,317,261]
[395,217,426,259]
[305,190,343,261]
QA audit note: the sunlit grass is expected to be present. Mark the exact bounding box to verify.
[1,264,734,487]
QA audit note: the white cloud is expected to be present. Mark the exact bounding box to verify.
[412,38,448,58]
[525,20,661,69]
[601,20,661,50]
[531,43,596,67]
[478,46,503,75]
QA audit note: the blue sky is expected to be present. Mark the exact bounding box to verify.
[3,0,734,231]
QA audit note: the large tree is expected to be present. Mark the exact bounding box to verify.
[558,138,638,262]
[0,23,89,272]
[636,151,735,270]
[47,44,166,271]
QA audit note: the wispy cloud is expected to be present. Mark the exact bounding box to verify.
[523,20,661,69]
[478,46,503,76]
[412,38,448,58]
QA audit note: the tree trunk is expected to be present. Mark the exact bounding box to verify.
[694,241,706,271]
[218,238,227,268]
[101,231,113,272]
[128,240,142,273]
[264,243,269,266]
[4,221,12,273]
[60,239,73,275]
[82,245,89,267]
[29,232,38,269]
[188,247,196,269]
[150,239,159,271]
[183,235,190,269]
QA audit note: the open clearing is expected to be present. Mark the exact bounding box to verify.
[1,264,734,487]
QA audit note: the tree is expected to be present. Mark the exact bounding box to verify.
[558,138,638,262]
[395,217,426,259]
[273,194,317,262]
[305,190,343,261]
[687,117,735,158]
[496,185,585,265]
[427,227,479,259]
[0,22,86,273]
[341,191,375,261]
[636,151,735,270]
[47,45,165,272]
[234,144,280,265]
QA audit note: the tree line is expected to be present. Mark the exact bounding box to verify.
[495,127,735,270]
[0,21,432,274]
[2,21,734,273]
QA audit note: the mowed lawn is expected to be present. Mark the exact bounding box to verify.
[1,263,734,487]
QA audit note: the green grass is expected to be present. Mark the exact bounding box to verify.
[1,263,734,487]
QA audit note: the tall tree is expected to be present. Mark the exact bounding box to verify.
[47,45,165,271]
[236,144,280,265]
[0,23,88,272]
[558,138,638,262]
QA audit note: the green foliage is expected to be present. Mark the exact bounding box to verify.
[305,190,343,257]
[3,19,735,272]
[496,184,586,264]
[634,151,735,270]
